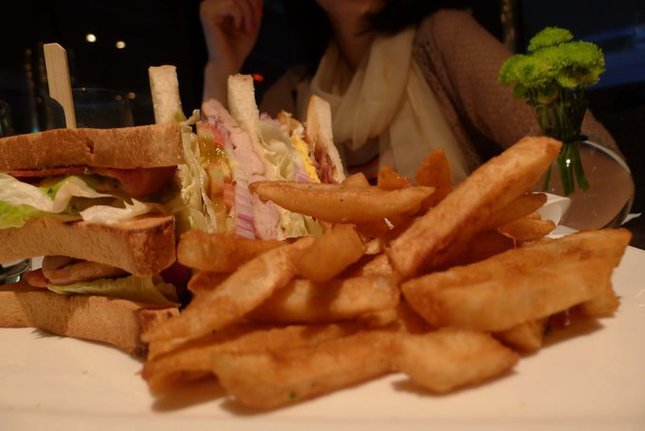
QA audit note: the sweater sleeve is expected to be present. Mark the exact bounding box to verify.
[421,9,620,153]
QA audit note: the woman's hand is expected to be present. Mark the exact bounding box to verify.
[200,0,263,74]
[200,0,263,103]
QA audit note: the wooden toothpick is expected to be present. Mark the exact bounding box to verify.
[43,43,76,128]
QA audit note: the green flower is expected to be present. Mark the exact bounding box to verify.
[501,26,604,90]
[527,27,573,52]
[497,26,605,196]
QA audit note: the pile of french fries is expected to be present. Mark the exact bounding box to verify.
[140,136,631,410]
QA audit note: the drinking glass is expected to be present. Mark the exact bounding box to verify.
[45,87,134,129]
[72,87,134,128]
[0,100,32,284]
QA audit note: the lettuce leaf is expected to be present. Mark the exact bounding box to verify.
[0,201,47,229]
[0,174,154,228]
[0,173,111,213]
[174,110,218,233]
[257,120,295,181]
[47,275,179,306]
[257,120,324,238]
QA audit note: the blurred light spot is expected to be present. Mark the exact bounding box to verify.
[86,33,97,43]
[116,40,126,49]
[128,92,136,100]
[252,73,264,83]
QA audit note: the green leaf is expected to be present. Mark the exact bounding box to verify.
[48,275,179,306]
[0,174,155,227]
[0,173,110,213]
[0,201,46,228]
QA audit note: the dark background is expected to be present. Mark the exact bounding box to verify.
[0,0,643,245]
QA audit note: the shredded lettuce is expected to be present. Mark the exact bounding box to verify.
[257,120,324,237]
[0,174,110,213]
[174,109,218,233]
[0,173,157,228]
[257,120,295,181]
[0,201,47,228]
[48,275,179,306]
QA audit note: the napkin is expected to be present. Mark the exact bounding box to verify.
[538,193,571,226]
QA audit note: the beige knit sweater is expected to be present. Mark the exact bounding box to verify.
[261,9,619,173]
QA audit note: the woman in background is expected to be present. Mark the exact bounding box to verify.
[200,0,617,181]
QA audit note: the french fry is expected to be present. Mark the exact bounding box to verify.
[401,229,630,331]
[377,165,412,190]
[448,229,516,267]
[392,328,518,393]
[388,136,562,279]
[494,318,549,353]
[575,281,620,317]
[249,181,434,224]
[355,214,413,246]
[363,236,387,255]
[342,172,370,187]
[143,322,361,391]
[356,307,400,328]
[415,148,453,207]
[210,328,396,409]
[178,230,284,272]
[295,224,365,282]
[137,128,633,411]
[249,276,399,324]
[351,253,394,278]
[186,271,228,297]
[486,193,548,229]
[393,301,434,334]
[498,215,556,243]
[144,323,258,389]
[142,237,314,355]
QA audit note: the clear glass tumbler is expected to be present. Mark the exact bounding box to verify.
[72,87,134,128]
[0,100,32,284]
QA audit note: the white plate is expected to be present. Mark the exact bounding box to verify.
[1,247,645,431]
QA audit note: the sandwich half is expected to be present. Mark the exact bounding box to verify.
[195,73,346,239]
[0,123,186,357]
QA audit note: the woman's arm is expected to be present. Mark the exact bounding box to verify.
[200,0,263,105]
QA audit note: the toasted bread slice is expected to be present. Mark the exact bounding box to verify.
[149,65,184,125]
[0,216,176,276]
[305,95,345,183]
[0,283,179,358]
[0,122,183,170]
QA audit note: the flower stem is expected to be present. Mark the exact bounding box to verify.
[534,89,589,196]
[557,145,574,195]
[570,141,589,191]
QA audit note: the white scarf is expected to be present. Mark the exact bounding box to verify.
[298,27,468,182]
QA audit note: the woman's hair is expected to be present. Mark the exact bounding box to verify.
[283,0,470,74]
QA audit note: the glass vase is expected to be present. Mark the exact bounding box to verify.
[537,140,634,230]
